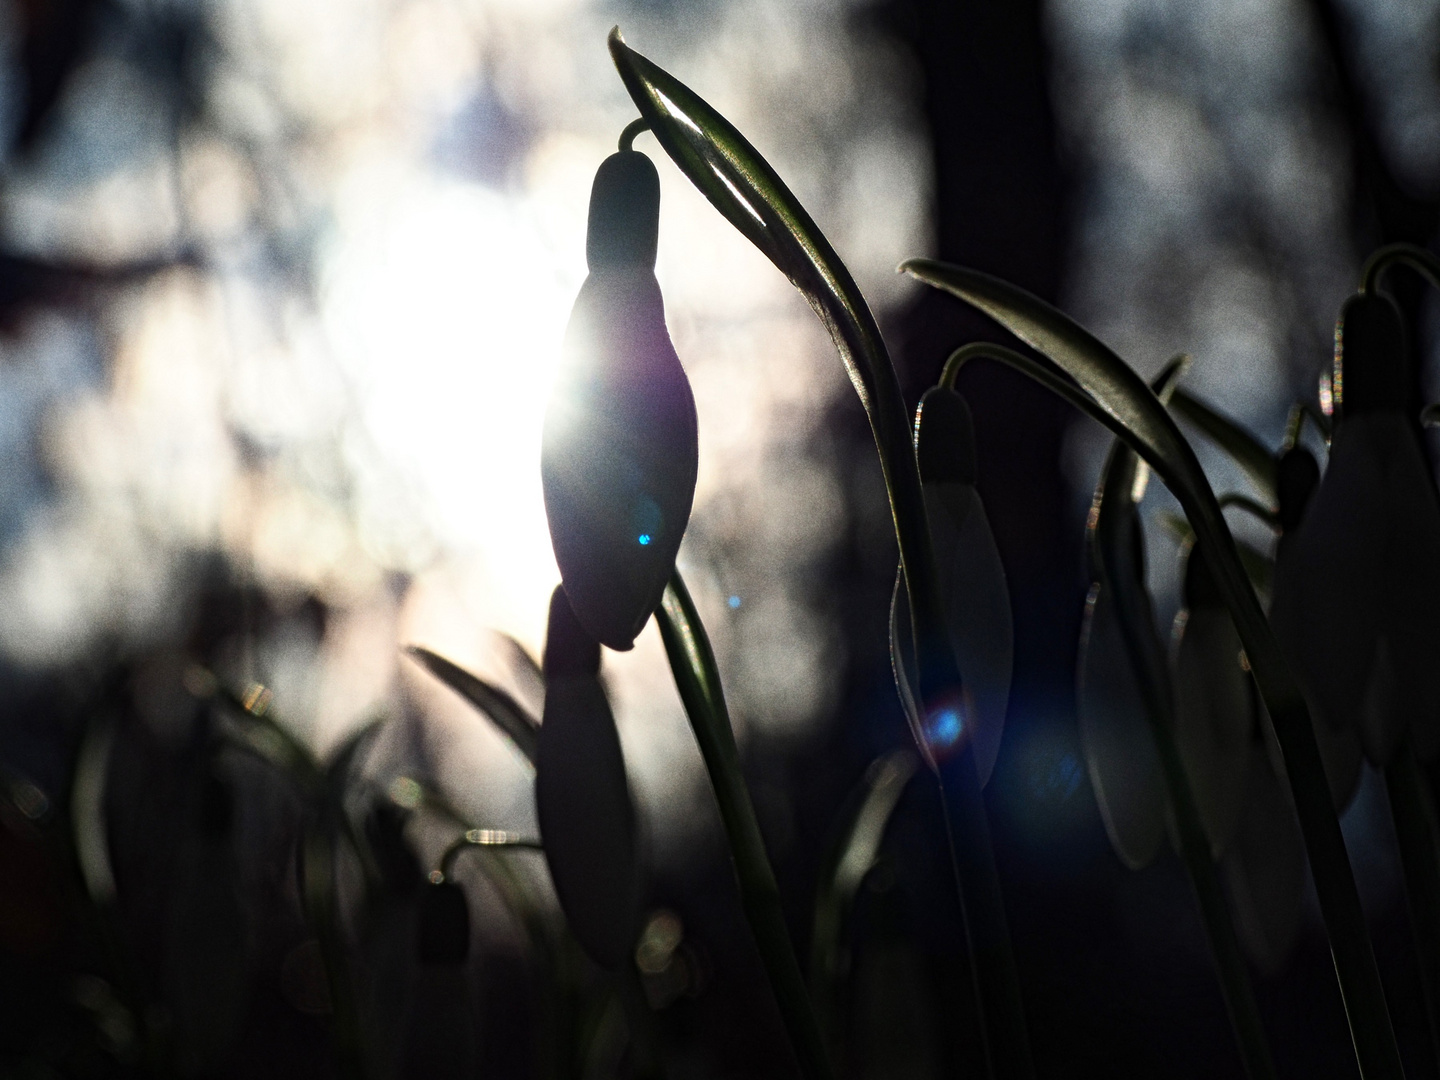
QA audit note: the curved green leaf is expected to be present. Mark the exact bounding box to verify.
[608,31,951,709]
[1362,242,1440,297]
[810,750,918,1054]
[656,571,833,1080]
[1218,493,1280,531]
[405,645,539,767]
[902,257,1403,1080]
[1169,390,1278,503]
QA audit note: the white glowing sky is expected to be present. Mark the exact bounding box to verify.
[0,0,931,848]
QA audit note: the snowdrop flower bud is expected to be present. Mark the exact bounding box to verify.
[890,387,1012,781]
[1171,544,1254,858]
[542,149,699,650]
[1269,292,1440,766]
[1269,445,1363,807]
[1076,438,1168,870]
[535,586,639,969]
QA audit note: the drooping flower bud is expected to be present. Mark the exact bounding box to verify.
[1170,543,1254,858]
[889,387,1012,783]
[1269,292,1440,766]
[1269,444,1363,808]
[535,586,640,969]
[1221,745,1304,976]
[1075,434,1169,871]
[542,149,698,650]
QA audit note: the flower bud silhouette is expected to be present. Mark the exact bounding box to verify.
[542,148,699,650]
[535,585,640,969]
[1268,292,1440,766]
[889,386,1012,781]
[1076,438,1168,870]
[1269,444,1363,807]
[1171,543,1255,858]
[1222,744,1305,976]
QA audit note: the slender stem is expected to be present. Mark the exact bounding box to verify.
[458,844,572,1080]
[1218,493,1280,529]
[655,572,834,1080]
[616,964,665,1080]
[1107,578,1277,1080]
[937,749,1035,1080]
[619,118,651,152]
[902,261,1403,1078]
[302,819,366,1080]
[1385,738,1440,1067]
[1095,436,1276,1078]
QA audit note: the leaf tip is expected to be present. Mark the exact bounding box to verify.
[607,25,627,57]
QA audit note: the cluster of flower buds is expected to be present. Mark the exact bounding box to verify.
[890,385,1012,780]
[1172,543,1306,972]
[535,585,640,971]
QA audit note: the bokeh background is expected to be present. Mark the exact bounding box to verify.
[1,0,1438,1076]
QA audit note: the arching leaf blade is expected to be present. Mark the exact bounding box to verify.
[1170,389,1278,503]
[405,646,539,767]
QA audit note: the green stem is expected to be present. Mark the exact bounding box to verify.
[302,819,366,1080]
[616,963,665,1080]
[936,750,1035,1080]
[1085,371,1275,1079]
[1106,570,1276,1080]
[655,572,833,1080]
[1385,738,1440,1067]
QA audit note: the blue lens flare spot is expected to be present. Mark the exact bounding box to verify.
[728,595,741,609]
[637,533,652,546]
[925,707,963,749]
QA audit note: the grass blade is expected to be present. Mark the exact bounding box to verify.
[903,257,1404,1080]
[655,570,833,1080]
[405,646,539,767]
[1384,738,1440,1066]
[1169,390,1279,502]
[810,750,918,1059]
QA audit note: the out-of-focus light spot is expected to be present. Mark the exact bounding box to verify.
[925,707,963,749]
[1319,371,1334,416]
[465,828,518,845]
[388,775,423,809]
[728,595,741,608]
[242,682,272,715]
[637,533,651,546]
[635,909,684,974]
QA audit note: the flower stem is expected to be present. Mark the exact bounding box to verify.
[301,819,367,1080]
[1385,737,1440,1066]
[936,747,1035,1080]
[655,571,834,1080]
[1115,611,1277,1080]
